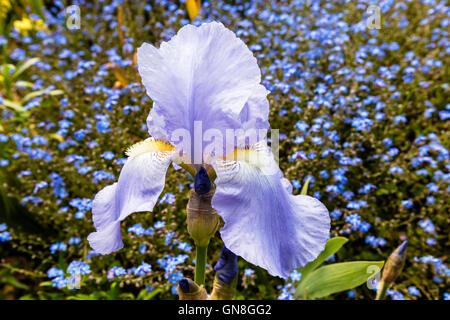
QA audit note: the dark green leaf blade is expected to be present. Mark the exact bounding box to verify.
[296,260,384,299]
[299,236,348,282]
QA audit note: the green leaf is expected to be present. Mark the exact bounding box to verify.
[295,260,384,299]
[0,268,29,290]
[21,89,64,103]
[375,188,389,196]
[12,58,40,80]
[49,89,64,96]
[21,89,45,103]
[299,237,348,282]
[1,64,15,73]
[1,64,12,97]
[146,288,163,300]
[107,282,120,300]
[0,99,24,112]
[39,281,54,287]
[14,80,35,88]
[67,294,97,300]
[300,178,310,195]
[119,293,136,300]
[137,288,162,300]
[67,291,108,300]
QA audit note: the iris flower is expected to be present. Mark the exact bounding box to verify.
[88,22,330,279]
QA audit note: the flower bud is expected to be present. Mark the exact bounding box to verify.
[381,241,407,286]
[214,246,238,284]
[210,246,238,300]
[177,278,207,300]
[186,189,220,246]
[186,168,219,246]
[194,166,211,195]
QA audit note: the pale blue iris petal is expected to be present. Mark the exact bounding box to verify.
[88,151,173,254]
[239,84,270,132]
[137,22,265,158]
[212,149,330,279]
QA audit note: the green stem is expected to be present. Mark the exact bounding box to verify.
[375,280,388,300]
[194,245,208,286]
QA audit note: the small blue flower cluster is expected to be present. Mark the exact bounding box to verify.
[107,266,127,279]
[159,193,176,205]
[157,254,189,279]
[134,262,152,277]
[414,256,450,278]
[69,198,93,219]
[277,283,295,300]
[0,224,12,242]
[128,223,155,236]
[47,261,90,289]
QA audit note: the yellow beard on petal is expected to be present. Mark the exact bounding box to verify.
[224,149,265,168]
[126,138,175,159]
[223,142,272,170]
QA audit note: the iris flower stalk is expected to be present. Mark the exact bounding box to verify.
[88,22,330,283]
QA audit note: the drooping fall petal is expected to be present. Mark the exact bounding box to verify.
[211,144,330,279]
[88,139,175,254]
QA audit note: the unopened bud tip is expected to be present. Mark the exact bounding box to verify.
[194,166,211,195]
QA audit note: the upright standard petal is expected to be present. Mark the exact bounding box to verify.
[211,144,330,279]
[239,84,270,132]
[137,22,266,159]
[88,139,175,254]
